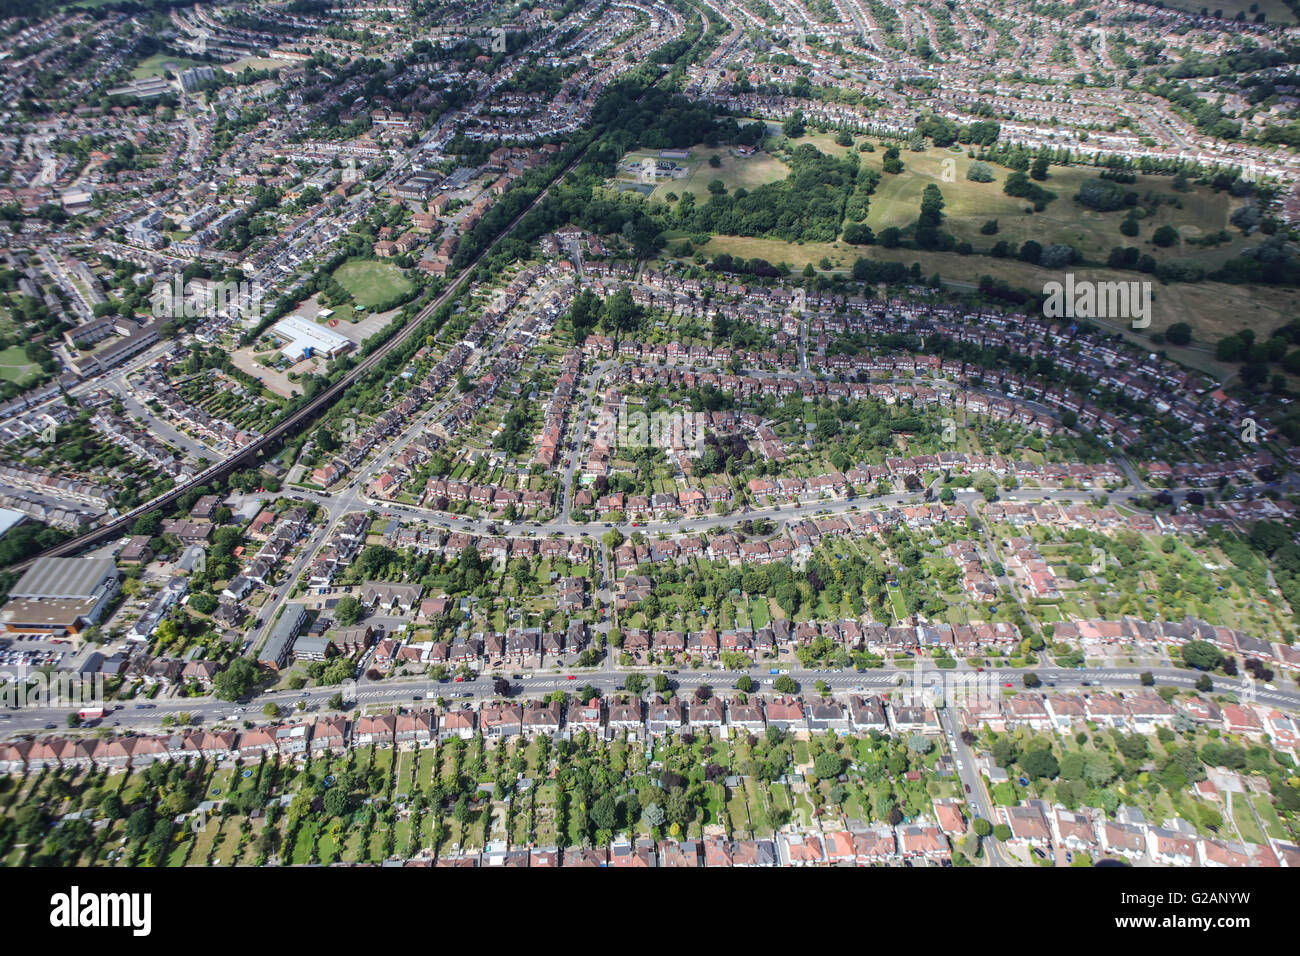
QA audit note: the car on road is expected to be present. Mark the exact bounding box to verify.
[454,676,464,682]
[566,675,576,680]
[975,667,984,672]
[964,784,971,793]
[1003,682,1014,688]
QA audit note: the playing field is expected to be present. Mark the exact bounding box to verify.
[129,53,211,80]
[616,144,790,203]
[0,346,39,384]
[332,259,414,309]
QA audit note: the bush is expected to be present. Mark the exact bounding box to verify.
[213,658,260,701]
[813,751,843,779]
[335,596,364,626]
[1075,177,1130,211]
[1152,224,1181,247]
[842,223,875,245]
[1004,170,1056,208]
[1038,243,1076,268]
[1182,640,1223,671]
[1021,748,1059,779]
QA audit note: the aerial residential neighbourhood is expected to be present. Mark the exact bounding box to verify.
[0,0,1297,910]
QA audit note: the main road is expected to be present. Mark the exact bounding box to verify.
[5,662,1293,735]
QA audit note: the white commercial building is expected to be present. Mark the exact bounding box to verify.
[271,314,353,362]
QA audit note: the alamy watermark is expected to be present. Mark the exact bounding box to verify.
[899,659,1000,709]
[50,886,151,936]
[0,668,105,710]
[614,407,708,456]
[151,274,264,321]
[340,157,364,184]
[1042,273,1151,329]
[941,417,957,444]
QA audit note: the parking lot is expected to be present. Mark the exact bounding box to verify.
[0,636,70,670]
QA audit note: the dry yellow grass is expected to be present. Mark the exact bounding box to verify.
[684,235,1292,369]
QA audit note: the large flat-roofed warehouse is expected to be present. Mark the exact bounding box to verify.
[270,315,353,362]
[0,556,120,638]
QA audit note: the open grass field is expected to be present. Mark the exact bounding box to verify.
[332,259,413,309]
[851,144,1244,267]
[683,234,1294,367]
[0,346,39,384]
[615,144,790,204]
[652,132,1287,350]
[129,53,210,80]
